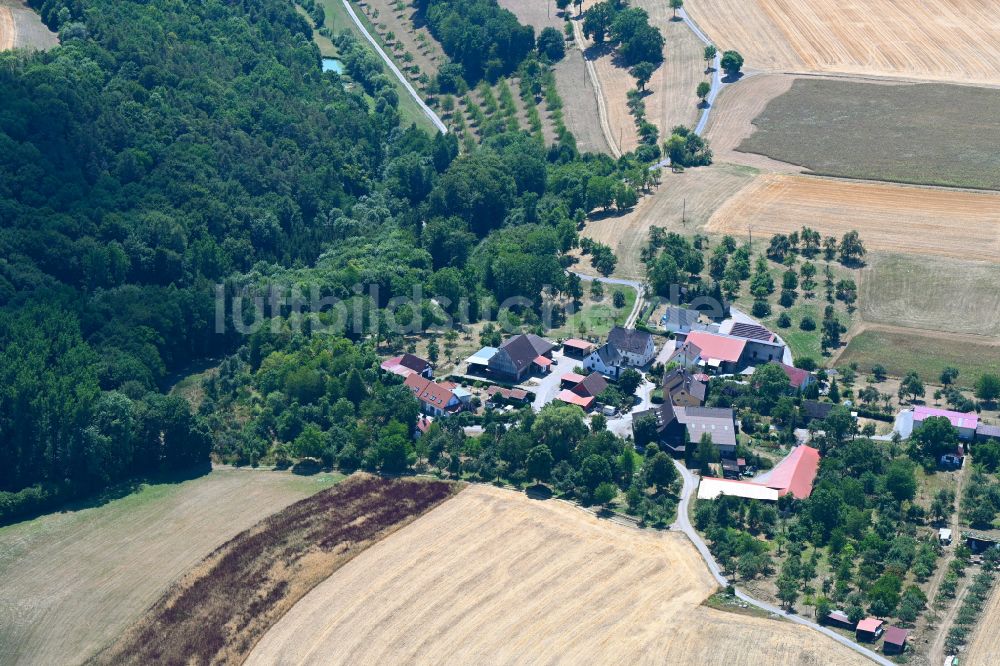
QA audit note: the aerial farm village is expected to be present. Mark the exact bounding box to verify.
[1,0,999,664]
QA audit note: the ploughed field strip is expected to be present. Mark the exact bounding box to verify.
[91,475,457,666]
[736,79,1000,190]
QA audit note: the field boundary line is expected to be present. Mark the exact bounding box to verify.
[341,0,447,134]
[570,18,621,158]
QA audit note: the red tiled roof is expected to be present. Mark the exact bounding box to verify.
[533,355,552,367]
[857,618,883,634]
[416,416,434,433]
[404,374,457,410]
[556,389,594,409]
[486,386,528,401]
[883,627,908,646]
[561,372,587,384]
[686,331,747,363]
[761,445,820,499]
[773,361,811,388]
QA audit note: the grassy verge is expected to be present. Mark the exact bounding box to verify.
[93,475,458,665]
[702,591,780,620]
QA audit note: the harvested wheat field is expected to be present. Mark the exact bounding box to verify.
[707,175,1000,263]
[633,0,704,133]
[860,254,1000,337]
[94,475,456,666]
[703,73,801,172]
[248,484,869,666]
[685,0,1000,85]
[584,163,757,278]
[964,585,1000,666]
[0,5,13,50]
[0,0,58,50]
[0,468,342,666]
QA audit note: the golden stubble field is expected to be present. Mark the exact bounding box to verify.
[706,174,1000,263]
[0,469,341,666]
[247,484,871,666]
[964,586,1000,666]
[685,0,1000,85]
[584,163,757,278]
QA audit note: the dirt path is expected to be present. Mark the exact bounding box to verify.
[922,465,967,662]
[571,15,621,157]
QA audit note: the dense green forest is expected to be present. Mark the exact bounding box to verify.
[0,0,658,522]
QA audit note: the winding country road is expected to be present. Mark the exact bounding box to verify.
[670,460,895,666]
[340,0,447,134]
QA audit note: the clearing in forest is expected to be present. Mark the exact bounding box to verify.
[92,475,456,666]
[737,79,1000,190]
[247,484,870,665]
[684,0,1000,85]
[706,175,1000,264]
[0,468,343,666]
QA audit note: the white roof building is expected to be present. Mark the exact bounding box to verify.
[697,477,780,502]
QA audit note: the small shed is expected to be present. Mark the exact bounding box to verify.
[939,528,952,545]
[562,338,596,358]
[883,626,908,655]
[856,617,884,642]
[826,610,854,630]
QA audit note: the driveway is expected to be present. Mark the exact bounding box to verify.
[607,378,655,438]
[526,352,580,412]
[670,460,894,666]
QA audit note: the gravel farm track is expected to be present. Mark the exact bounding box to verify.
[684,0,1000,86]
[247,484,871,666]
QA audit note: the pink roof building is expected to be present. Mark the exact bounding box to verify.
[759,445,820,499]
[857,617,884,634]
[685,331,747,365]
[555,390,594,410]
[913,406,978,433]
